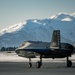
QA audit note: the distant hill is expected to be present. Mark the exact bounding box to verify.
[0,12,75,48]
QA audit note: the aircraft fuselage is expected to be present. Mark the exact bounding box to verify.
[15,41,73,58]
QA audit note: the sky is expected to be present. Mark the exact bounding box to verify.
[0,0,75,30]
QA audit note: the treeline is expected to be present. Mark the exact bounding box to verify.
[0,47,17,51]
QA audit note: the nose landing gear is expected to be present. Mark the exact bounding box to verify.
[36,56,42,68]
[36,61,42,68]
[28,56,42,68]
[28,58,32,68]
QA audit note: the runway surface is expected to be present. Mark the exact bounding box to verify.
[0,62,75,75]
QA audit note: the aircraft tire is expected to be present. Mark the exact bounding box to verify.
[36,61,42,68]
[29,63,32,68]
[67,60,72,67]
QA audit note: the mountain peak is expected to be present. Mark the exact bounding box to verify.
[0,21,27,36]
[72,12,75,17]
[50,12,74,21]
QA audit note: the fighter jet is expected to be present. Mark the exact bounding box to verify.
[15,30,75,68]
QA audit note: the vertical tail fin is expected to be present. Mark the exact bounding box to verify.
[50,30,61,49]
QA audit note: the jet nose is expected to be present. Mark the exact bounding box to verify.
[15,48,19,54]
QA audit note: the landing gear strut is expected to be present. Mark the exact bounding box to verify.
[36,55,42,68]
[28,58,32,68]
[28,56,42,68]
[67,57,72,67]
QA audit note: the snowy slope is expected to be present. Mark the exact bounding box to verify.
[0,12,75,48]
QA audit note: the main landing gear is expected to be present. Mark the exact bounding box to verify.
[67,57,72,67]
[28,56,42,68]
[28,56,72,68]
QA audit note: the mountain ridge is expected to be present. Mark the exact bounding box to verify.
[0,12,75,48]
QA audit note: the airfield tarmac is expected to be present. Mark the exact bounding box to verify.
[0,62,75,75]
[0,52,75,75]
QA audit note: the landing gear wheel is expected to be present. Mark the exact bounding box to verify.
[29,63,32,68]
[67,60,72,67]
[36,61,42,68]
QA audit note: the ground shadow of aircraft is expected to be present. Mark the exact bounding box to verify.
[15,30,75,68]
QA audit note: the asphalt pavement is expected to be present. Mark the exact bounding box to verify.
[0,62,75,75]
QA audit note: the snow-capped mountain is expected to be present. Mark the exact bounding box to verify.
[0,12,75,48]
